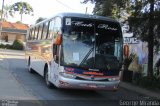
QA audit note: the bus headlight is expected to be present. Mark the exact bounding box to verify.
[108,77,120,81]
[59,72,76,79]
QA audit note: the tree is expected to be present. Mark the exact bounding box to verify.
[35,17,46,24]
[10,2,33,22]
[148,0,155,77]
[0,5,13,21]
[82,0,131,21]
[128,0,160,78]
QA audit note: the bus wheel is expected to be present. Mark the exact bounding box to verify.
[44,67,54,88]
[28,58,35,73]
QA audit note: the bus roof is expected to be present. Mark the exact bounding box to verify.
[30,12,119,29]
[57,12,119,23]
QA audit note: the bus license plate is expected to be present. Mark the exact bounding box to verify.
[88,84,97,88]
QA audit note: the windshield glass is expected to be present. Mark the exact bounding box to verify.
[61,17,122,70]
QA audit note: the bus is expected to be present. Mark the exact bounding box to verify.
[25,13,123,91]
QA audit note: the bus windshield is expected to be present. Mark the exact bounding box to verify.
[61,17,122,71]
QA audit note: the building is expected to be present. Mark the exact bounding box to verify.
[0,21,29,44]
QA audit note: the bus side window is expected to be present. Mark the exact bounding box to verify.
[42,22,49,39]
[36,26,40,40]
[48,20,54,39]
[31,28,35,40]
[46,21,50,39]
[40,24,44,39]
[28,29,32,40]
[34,27,38,40]
[53,44,59,63]
[32,27,36,40]
[53,17,61,40]
[36,27,39,40]
[38,24,43,40]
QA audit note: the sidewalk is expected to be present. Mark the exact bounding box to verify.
[0,49,25,56]
[120,81,160,99]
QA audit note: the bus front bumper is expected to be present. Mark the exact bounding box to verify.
[57,76,120,91]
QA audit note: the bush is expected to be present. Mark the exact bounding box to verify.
[0,44,5,48]
[5,44,12,49]
[0,44,12,49]
[12,39,24,50]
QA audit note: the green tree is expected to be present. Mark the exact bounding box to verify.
[12,39,24,50]
[82,0,132,21]
[0,5,13,21]
[35,17,46,24]
[10,2,34,22]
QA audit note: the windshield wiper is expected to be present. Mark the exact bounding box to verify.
[79,47,94,66]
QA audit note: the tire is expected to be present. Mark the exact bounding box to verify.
[44,67,54,89]
[28,58,35,73]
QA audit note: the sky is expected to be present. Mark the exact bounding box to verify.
[0,0,94,25]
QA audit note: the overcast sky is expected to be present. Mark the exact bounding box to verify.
[0,0,94,25]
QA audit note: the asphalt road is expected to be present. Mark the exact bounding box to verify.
[0,50,154,106]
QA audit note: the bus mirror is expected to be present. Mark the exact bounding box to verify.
[55,35,62,45]
[123,44,129,57]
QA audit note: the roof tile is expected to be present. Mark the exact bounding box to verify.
[1,21,29,30]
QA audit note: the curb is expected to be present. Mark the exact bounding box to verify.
[120,82,160,99]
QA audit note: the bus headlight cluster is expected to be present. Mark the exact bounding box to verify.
[59,72,76,79]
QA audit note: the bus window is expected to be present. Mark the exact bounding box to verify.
[28,29,32,40]
[47,20,55,39]
[31,28,35,40]
[53,44,59,63]
[34,27,38,40]
[38,24,43,40]
[33,27,37,40]
[46,21,50,39]
[36,26,40,39]
[53,17,61,40]
[42,22,49,39]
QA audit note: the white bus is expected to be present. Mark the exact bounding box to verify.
[25,13,123,91]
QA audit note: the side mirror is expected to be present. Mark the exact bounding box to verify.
[55,35,62,45]
[55,32,62,45]
[123,44,129,57]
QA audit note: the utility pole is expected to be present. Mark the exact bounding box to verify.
[0,0,5,43]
